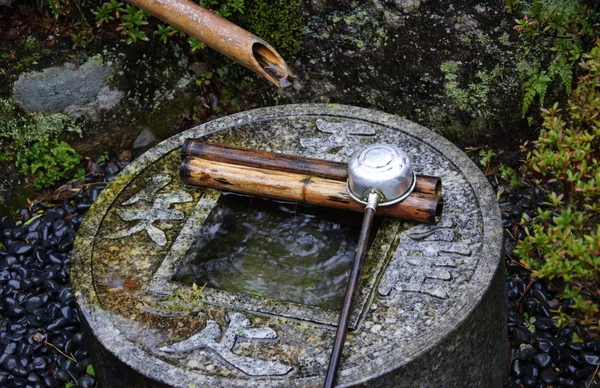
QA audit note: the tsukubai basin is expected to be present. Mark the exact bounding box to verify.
[71,104,506,387]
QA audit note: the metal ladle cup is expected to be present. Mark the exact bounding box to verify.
[324,144,416,388]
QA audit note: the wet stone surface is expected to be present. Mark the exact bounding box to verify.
[71,104,505,387]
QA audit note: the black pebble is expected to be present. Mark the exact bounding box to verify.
[75,358,92,373]
[506,286,520,300]
[30,356,46,370]
[532,287,548,303]
[535,317,555,331]
[558,377,576,387]
[534,353,552,369]
[538,302,552,318]
[583,353,600,366]
[540,368,557,383]
[8,242,33,256]
[507,309,522,325]
[42,213,55,227]
[53,369,70,382]
[505,379,521,388]
[42,375,61,388]
[520,374,538,388]
[585,340,600,354]
[572,367,593,380]
[517,345,536,361]
[550,346,565,364]
[511,358,525,377]
[569,342,584,352]
[536,338,551,353]
[513,327,531,347]
[523,363,539,378]
[1,216,16,229]
[78,375,95,388]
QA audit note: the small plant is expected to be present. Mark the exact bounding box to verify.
[15,138,84,190]
[154,24,177,43]
[188,37,205,53]
[244,0,303,57]
[64,381,75,388]
[507,0,599,117]
[478,149,496,174]
[523,312,537,333]
[498,164,522,188]
[86,364,96,377]
[515,41,600,327]
[117,5,149,44]
[0,100,84,190]
[195,71,213,87]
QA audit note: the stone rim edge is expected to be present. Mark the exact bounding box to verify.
[71,103,504,387]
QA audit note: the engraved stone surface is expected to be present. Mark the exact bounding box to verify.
[71,104,506,387]
[158,312,292,376]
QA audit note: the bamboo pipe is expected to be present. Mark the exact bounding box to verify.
[181,157,443,224]
[181,140,442,196]
[126,0,293,88]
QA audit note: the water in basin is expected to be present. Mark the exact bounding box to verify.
[171,193,373,310]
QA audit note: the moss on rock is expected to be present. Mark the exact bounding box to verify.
[243,0,304,57]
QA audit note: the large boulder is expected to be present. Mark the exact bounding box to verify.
[234,0,531,145]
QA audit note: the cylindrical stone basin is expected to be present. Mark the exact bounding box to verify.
[72,104,506,387]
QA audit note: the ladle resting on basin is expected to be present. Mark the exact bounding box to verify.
[179,142,443,388]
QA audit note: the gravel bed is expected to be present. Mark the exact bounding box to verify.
[0,152,125,388]
[494,181,600,388]
[0,150,598,388]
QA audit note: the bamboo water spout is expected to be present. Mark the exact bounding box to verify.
[126,0,293,87]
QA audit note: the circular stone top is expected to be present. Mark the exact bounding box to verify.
[72,104,502,387]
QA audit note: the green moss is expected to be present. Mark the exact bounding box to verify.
[146,94,191,140]
[0,99,84,189]
[244,0,304,57]
[439,61,511,139]
[0,99,82,145]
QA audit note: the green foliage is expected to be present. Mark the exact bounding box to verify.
[195,71,213,87]
[188,37,205,53]
[0,99,84,190]
[243,0,303,57]
[64,381,75,388]
[478,149,496,171]
[515,42,600,326]
[86,364,96,377]
[44,0,244,49]
[498,164,523,188]
[440,60,504,132]
[154,24,178,43]
[523,312,537,333]
[117,5,149,44]
[15,138,83,190]
[507,0,599,117]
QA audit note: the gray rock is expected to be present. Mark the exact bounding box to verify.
[226,0,544,145]
[132,128,157,150]
[12,57,120,114]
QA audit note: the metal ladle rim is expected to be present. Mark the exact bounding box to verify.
[346,171,417,207]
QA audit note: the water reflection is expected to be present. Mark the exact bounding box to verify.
[172,193,365,309]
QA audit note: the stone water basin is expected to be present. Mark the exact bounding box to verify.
[71,104,506,387]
